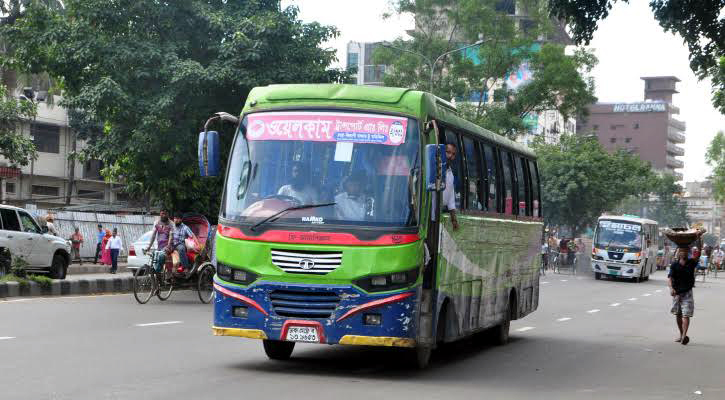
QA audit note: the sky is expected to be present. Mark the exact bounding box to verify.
[282,0,725,183]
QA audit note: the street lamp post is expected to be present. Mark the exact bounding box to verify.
[381,39,485,93]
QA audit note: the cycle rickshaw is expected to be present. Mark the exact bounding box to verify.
[133,213,216,304]
[553,238,578,275]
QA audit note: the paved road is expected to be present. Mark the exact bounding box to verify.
[2,270,724,400]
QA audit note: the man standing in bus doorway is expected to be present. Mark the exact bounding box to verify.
[443,143,459,231]
[669,247,698,345]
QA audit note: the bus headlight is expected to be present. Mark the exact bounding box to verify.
[593,255,604,260]
[627,259,641,264]
[354,268,420,293]
[217,263,258,285]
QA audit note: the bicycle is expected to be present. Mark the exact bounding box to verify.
[133,250,174,304]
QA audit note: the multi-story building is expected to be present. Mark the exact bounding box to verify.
[0,91,124,209]
[346,41,387,86]
[683,180,722,238]
[577,76,686,180]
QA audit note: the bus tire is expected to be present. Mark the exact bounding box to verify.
[594,272,601,280]
[262,340,295,360]
[412,346,432,369]
[492,292,515,346]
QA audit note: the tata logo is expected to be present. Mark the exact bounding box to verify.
[299,258,315,270]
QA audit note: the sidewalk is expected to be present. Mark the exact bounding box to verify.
[68,262,133,275]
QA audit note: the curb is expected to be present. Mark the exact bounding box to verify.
[0,276,135,299]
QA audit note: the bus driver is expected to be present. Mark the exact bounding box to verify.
[335,172,368,221]
[277,161,318,204]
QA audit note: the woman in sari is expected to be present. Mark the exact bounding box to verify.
[101,229,112,266]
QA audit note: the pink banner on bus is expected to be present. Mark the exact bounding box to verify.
[246,112,408,146]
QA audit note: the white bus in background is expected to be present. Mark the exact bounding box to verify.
[591,215,659,282]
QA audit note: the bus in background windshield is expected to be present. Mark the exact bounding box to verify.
[591,215,658,283]
[202,84,542,368]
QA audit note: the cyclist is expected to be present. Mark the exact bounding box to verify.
[145,209,173,272]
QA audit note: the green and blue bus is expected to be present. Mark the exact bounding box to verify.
[199,84,543,367]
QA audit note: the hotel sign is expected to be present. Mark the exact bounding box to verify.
[613,102,666,113]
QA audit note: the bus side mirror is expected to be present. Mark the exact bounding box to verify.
[424,144,447,191]
[198,130,220,177]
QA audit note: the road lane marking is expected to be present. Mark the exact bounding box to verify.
[655,289,663,293]
[556,317,572,322]
[628,298,638,301]
[586,309,600,314]
[610,303,621,307]
[541,281,549,284]
[0,337,16,340]
[642,293,651,297]
[135,321,183,327]
[516,327,535,332]
[560,279,568,282]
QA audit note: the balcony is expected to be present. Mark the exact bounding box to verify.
[669,117,686,131]
[667,142,685,156]
[667,155,684,169]
[668,127,686,143]
[672,171,683,181]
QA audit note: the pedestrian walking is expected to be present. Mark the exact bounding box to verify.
[70,227,84,265]
[669,248,698,345]
[94,224,104,264]
[105,228,123,274]
[101,229,112,266]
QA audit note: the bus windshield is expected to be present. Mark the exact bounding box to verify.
[222,110,420,228]
[595,220,643,251]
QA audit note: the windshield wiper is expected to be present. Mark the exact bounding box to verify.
[250,202,336,232]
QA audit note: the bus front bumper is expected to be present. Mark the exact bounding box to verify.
[592,262,640,278]
[212,280,419,347]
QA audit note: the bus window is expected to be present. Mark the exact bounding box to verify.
[514,156,529,216]
[500,149,514,215]
[462,136,483,210]
[444,128,464,210]
[528,159,540,217]
[482,143,498,212]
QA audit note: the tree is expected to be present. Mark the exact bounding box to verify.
[534,134,654,237]
[706,130,725,202]
[548,0,725,114]
[374,0,597,138]
[614,174,690,227]
[0,86,36,166]
[0,0,351,216]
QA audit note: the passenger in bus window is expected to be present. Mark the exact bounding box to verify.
[335,172,367,221]
[277,161,318,204]
[443,143,459,230]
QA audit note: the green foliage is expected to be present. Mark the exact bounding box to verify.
[614,174,690,227]
[375,0,597,138]
[706,131,725,202]
[534,134,655,236]
[0,274,28,285]
[0,84,37,166]
[548,0,725,114]
[28,274,52,288]
[9,255,28,278]
[0,0,351,217]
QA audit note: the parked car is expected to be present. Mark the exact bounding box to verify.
[127,230,155,273]
[0,205,71,279]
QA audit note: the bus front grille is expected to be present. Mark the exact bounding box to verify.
[271,249,343,275]
[269,290,340,318]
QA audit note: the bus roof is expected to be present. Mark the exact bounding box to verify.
[598,215,658,225]
[242,84,535,158]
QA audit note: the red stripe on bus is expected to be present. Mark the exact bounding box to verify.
[213,283,268,316]
[336,292,415,322]
[218,224,419,246]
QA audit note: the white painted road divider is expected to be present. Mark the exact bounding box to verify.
[135,321,183,327]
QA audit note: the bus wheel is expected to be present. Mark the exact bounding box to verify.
[412,346,432,369]
[492,294,514,345]
[262,340,295,360]
[594,272,601,280]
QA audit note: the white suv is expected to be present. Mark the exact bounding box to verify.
[0,205,71,279]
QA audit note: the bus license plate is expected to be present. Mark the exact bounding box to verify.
[285,326,319,343]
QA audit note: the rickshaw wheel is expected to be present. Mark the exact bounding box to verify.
[157,268,174,300]
[197,263,215,304]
